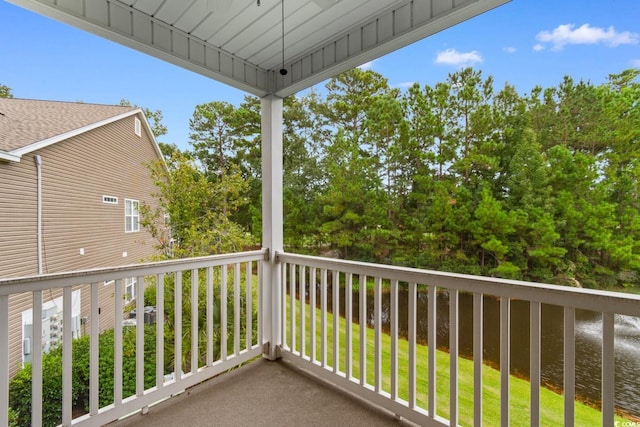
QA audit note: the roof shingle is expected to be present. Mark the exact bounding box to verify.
[0,98,136,152]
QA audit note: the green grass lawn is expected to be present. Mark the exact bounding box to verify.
[284,297,627,426]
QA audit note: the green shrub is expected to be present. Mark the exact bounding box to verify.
[144,267,258,373]
[9,346,65,427]
[8,408,18,427]
[9,326,156,427]
[76,326,157,411]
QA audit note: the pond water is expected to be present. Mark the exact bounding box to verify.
[313,285,640,419]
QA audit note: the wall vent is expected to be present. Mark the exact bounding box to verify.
[134,117,141,137]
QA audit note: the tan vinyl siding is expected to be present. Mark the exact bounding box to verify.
[1,113,163,377]
[37,115,159,272]
[0,158,38,278]
[7,293,31,378]
[77,281,121,336]
[95,281,118,332]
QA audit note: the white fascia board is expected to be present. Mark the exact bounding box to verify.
[7,0,269,97]
[136,109,170,173]
[9,108,168,172]
[0,150,22,162]
[11,110,142,157]
[275,0,511,97]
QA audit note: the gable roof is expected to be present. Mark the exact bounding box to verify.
[0,98,154,162]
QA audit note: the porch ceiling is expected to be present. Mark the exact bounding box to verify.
[8,0,508,98]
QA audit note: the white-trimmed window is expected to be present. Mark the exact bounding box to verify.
[103,195,118,204]
[125,199,140,233]
[134,117,142,137]
[125,277,136,302]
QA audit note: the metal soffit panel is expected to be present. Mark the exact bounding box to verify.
[8,0,509,97]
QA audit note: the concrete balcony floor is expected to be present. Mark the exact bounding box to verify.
[110,358,409,427]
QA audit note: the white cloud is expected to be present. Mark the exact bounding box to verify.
[631,59,640,68]
[533,44,545,52]
[358,61,375,70]
[435,48,483,66]
[396,81,416,89]
[503,46,517,53]
[536,24,639,51]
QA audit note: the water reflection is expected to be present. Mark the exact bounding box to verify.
[307,284,640,418]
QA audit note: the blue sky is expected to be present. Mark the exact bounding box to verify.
[1,0,639,150]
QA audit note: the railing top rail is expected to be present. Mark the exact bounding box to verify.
[0,248,268,295]
[277,251,640,316]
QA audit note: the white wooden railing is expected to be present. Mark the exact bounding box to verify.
[276,252,640,427]
[0,249,267,427]
[2,249,640,427]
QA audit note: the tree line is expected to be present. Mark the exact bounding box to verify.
[7,65,639,290]
[149,67,640,291]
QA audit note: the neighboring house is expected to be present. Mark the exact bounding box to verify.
[0,98,164,376]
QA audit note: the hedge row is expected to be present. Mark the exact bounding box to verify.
[9,326,157,427]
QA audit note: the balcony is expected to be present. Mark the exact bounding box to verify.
[1,250,639,427]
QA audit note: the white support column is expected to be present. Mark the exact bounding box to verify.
[261,95,284,360]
